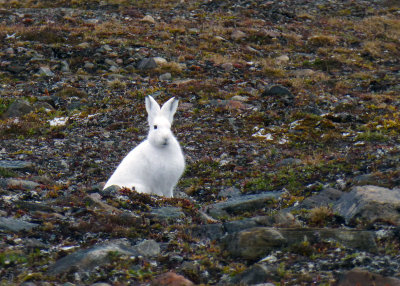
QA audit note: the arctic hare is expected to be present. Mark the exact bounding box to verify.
[104,96,185,198]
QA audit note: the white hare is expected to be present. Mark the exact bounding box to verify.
[104,96,185,198]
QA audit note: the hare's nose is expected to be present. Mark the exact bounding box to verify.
[162,137,169,145]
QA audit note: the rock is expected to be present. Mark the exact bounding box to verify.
[334,268,400,286]
[2,99,34,118]
[7,179,40,190]
[275,158,302,167]
[0,217,38,232]
[100,185,121,197]
[276,55,289,64]
[262,85,293,98]
[262,85,294,107]
[352,173,382,186]
[135,239,160,257]
[99,44,112,52]
[77,42,90,49]
[190,223,225,240]
[5,47,14,54]
[105,59,117,66]
[254,212,301,228]
[150,207,185,221]
[278,228,377,252]
[47,240,138,275]
[84,62,95,70]
[222,227,376,260]
[231,95,248,102]
[224,218,259,234]
[222,227,286,260]
[16,201,57,213]
[137,58,157,70]
[0,160,33,170]
[333,185,400,226]
[109,65,119,72]
[60,60,70,72]
[159,72,172,81]
[151,271,195,286]
[221,62,233,71]
[39,66,55,77]
[218,187,241,198]
[6,63,25,73]
[141,15,156,24]
[153,57,167,66]
[205,191,283,219]
[232,264,279,284]
[292,69,315,77]
[296,188,343,210]
[231,30,246,41]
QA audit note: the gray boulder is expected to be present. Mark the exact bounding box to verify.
[205,191,283,219]
[222,227,376,260]
[0,217,38,232]
[333,185,400,226]
[222,227,287,260]
[2,99,34,118]
[47,240,138,275]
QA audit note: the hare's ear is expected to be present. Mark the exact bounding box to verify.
[160,97,179,123]
[145,96,161,120]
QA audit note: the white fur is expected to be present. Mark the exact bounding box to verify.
[104,96,185,198]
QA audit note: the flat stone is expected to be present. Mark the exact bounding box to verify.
[231,30,246,41]
[39,66,55,77]
[276,55,289,63]
[189,223,224,241]
[275,158,302,167]
[335,268,400,286]
[221,63,233,71]
[232,264,279,285]
[105,59,117,66]
[6,63,25,73]
[0,217,38,232]
[150,206,185,221]
[222,227,376,260]
[7,179,39,190]
[84,62,95,69]
[222,227,286,260]
[77,42,90,49]
[262,85,293,98]
[278,228,377,252]
[151,271,194,286]
[205,191,283,219]
[0,160,33,170]
[153,57,167,66]
[137,58,157,70]
[292,69,315,77]
[134,239,160,257]
[333,185,400,226]
[16,201,57,212]
[296,188,343,210]
[47,240,138,275]
[159,72,172,81]
[224,218,259,234]
[2,99,34,118]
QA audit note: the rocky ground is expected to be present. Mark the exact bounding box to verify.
[0,0,400,285]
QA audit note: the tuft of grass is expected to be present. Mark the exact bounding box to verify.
[0,167,17,178]
[309,206,334,226]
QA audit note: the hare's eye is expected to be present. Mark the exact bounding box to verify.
[153,125,158,130]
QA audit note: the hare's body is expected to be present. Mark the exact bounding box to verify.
[104,96,185,198]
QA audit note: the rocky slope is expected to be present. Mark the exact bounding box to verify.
[0,0,399,285]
